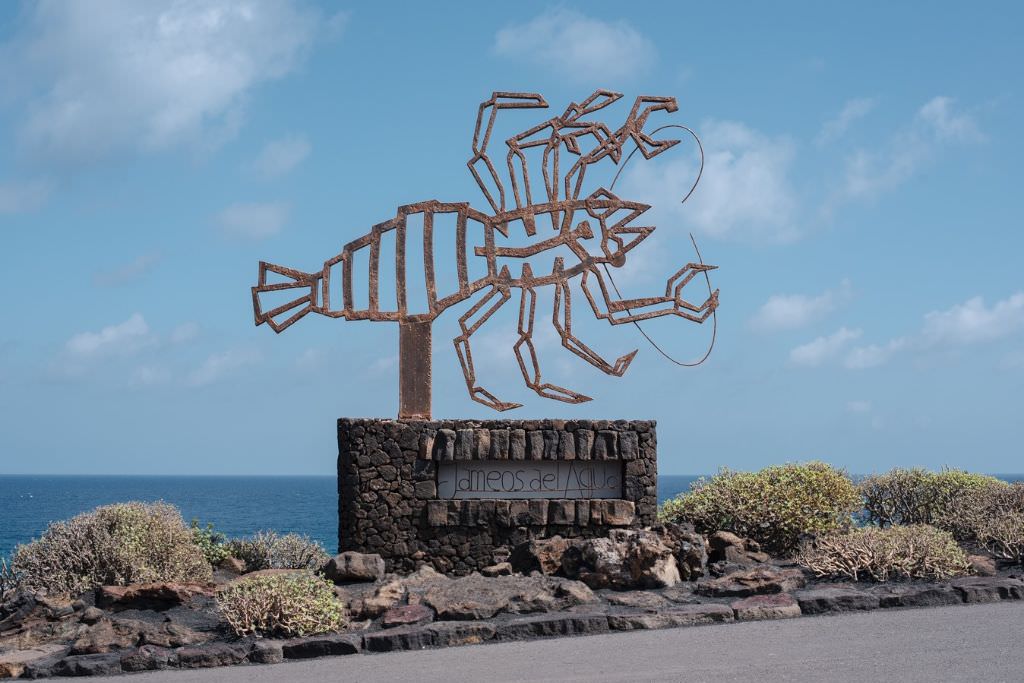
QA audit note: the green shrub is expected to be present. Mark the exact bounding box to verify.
[226,531,328,572]
[12,502,212,597]
[659,462,860,555]
[796,524,972,581]
[190,520,231,567]
[217,572,346,637]
[859,468,1007,530]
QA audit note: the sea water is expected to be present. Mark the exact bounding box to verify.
[2,474,1018,560]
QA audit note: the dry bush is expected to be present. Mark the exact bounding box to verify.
[796,525,972,582]
[12,502,211,597]
[659,462,860,555]
[217,571,345,637]
[946,483,1024,564]
[226,531,328,572]
[972,512,1024,564]
[859,468,1007,529]
[943,482,1024,542]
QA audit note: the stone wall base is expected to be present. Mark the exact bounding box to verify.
[338,418,658,575]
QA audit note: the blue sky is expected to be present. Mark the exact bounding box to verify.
[0,1,1021,475]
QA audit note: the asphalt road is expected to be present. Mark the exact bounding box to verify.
[97,602,1023,683]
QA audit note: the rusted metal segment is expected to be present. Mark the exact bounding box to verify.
[251,90,720,416]
[398,321,432,419]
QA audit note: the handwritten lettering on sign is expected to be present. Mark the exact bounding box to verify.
[437,461,622,500]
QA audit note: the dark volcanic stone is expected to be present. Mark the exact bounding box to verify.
[602,590,671,610]
[282,633,361,659]
[249,639,284,664]
[869,584,962,608]
[696,566,805,597]
[323,552,386,583]
[950,577,1024,603]
[338,418,659,575]
[363,622,496,652]
[363,625,433,652]
[382,604,434,628]
[606,604,733,631]
[731,594,801,621]
[427,621,497,648]
[175,642,249,668]
[96,583,213,611]
[795,587,880,614]
[120,645,177,672]
[48,653,123,677]
[493,613,610,640]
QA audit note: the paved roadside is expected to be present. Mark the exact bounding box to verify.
[95,602,1022,683]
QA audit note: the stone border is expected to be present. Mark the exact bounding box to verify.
[15,576,1024,678]
[338,418,657,574]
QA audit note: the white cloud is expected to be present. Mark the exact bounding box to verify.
[844,338,908,369]
[493,8,655,82]
[250,134,310,179]
[812,292,1024,371]
[0,179,52,214]
[816,97,877,146]
[93,252,161,287]
[789,327,861,367]
[65,313,155,357]
[921,293,1024,346]
[846,400,872,413]
[917,96,984,142]
[132,364,171,386]
[832,96,982,207]
[170,321,200,344]
[216,202,288,240]
[620,120,799,243]
[186,348,260,387]
[3,0,322,165]
[750,279,851,332]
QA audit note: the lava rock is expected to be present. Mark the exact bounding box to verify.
[795,587,880,614]
[707,531,770,566]
[493,612,610,640]
[481,562,514,577]
[731,593,801,621]
[950,576,1024,603]
[509,536,573,575]
[606,604,734,630]
[868,584,962,608]
[696,566,806,597]
[281,633,361,659]
[323,552,386,583]
[120,645,178,672]
[382,604,434,628]
[96,583,214,611]
[419,573,596,620]
[570,529,681,590]
[175,642,250,668]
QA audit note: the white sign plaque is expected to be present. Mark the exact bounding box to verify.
[437,460,622,500]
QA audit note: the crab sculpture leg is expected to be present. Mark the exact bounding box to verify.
[452,283,520,412]
[513,267,592,404]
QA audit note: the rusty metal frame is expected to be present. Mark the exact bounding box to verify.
[252,91,719,418]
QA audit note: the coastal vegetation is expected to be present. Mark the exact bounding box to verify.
[216,571,346,637]
[225,530,329,572]
[657,462,861,554]
[795,525,971,581]
[659,464,1024,579]
[9,502,211,597]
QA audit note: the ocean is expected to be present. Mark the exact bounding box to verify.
[0,475,702,559]
[2,474,1019,561]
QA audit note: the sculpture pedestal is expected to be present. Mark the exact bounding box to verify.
[337,418,657,574]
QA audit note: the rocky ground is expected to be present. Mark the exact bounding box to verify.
[2,526,1022,679]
